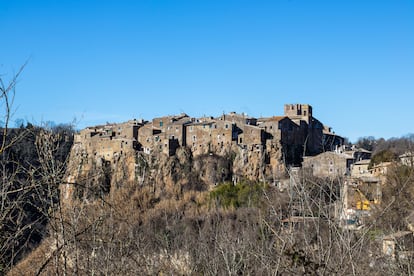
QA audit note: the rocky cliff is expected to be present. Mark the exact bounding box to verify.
[62,140,287,206]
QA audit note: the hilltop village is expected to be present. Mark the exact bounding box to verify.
[74,103,342,176]
[68,104,411,237]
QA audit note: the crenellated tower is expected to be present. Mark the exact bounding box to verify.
[284,104,313,124]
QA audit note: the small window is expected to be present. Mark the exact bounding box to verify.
[159,121,163,127]
[225,124,229,129]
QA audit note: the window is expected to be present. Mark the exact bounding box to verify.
[192,135,197,142]
[304,110,307,116]
[225,124,229,129]
[159,121,163,127]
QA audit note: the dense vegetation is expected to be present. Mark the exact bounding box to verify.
[1,131,413,275]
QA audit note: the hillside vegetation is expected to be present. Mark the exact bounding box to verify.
[3,131,414,275]
[2,70,414,274]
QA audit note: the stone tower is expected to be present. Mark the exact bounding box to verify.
[284,104,313,124]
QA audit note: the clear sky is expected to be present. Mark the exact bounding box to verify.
[1,0,413,142]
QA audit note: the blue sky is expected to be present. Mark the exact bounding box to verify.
[1,0,413,142]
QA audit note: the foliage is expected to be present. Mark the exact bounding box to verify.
[370,149,397,167]
[355,136,377,151]
[209,181,267,208]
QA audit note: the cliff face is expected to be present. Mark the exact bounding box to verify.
[63,140,286,205]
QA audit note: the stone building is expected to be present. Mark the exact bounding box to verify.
[74,119,143,159]
[351,159,371,178]
[185,119,216,156]
[259,116,302,165]
[139,113,191,156]
[283,104,327,156]
[237,124,264,147]
[400,151,414,166]
[220,111,257,126]
[323,125,345,152]
[302,151,355,179]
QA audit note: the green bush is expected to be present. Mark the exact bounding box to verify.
[210,181,267,208]
[369,149,397,168]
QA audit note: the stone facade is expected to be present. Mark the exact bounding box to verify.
[302,151,354,179]
[351,159,371,178]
